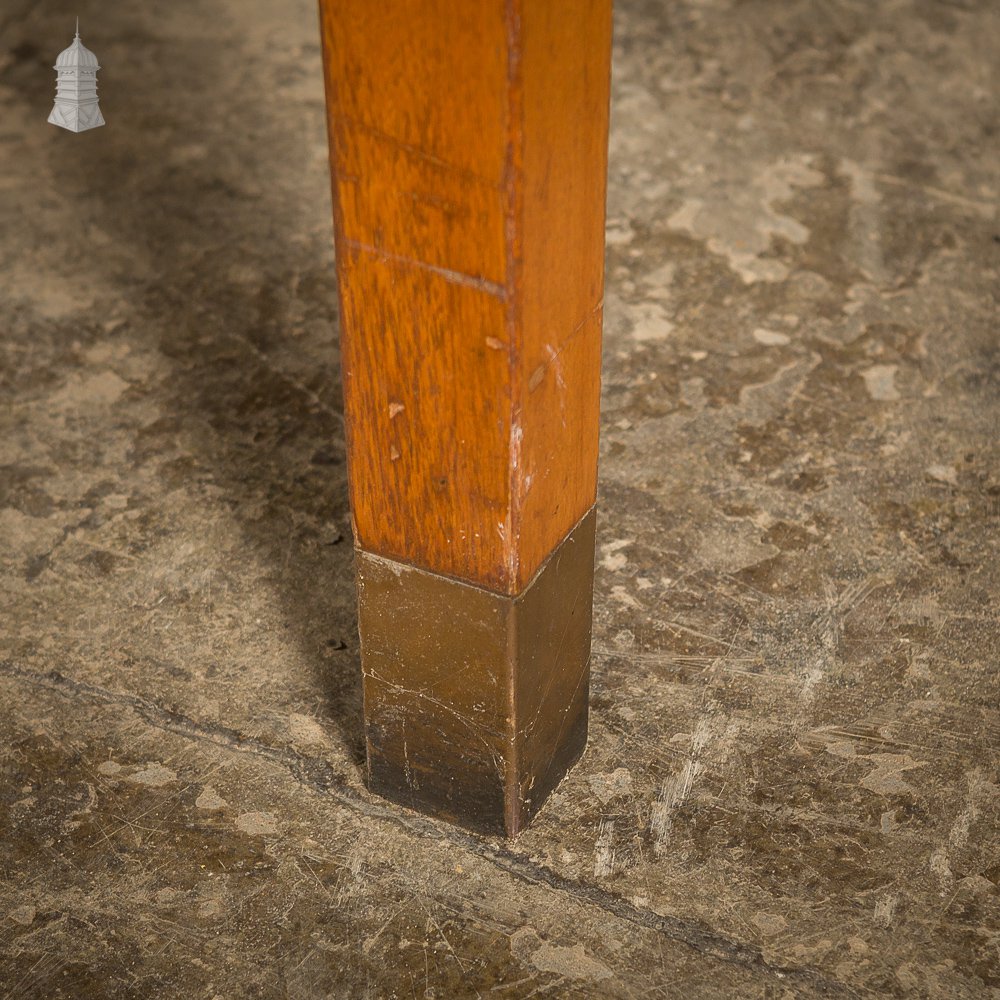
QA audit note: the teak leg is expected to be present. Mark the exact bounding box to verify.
[318,0,613,837]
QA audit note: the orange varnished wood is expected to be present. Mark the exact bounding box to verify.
[515,0,612,589]
[320,0,612,594]
[336,249,512,582]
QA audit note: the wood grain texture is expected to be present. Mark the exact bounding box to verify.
[320,0,612,593]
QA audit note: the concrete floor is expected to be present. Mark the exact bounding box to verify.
[1,0,998,997]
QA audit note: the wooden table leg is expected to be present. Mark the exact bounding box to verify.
[318,0,612,837]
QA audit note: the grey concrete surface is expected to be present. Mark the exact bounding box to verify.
[1,1,997,997]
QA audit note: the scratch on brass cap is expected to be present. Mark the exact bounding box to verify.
[356,506,596,837]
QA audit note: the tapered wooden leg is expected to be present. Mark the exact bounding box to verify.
[318,0,612,837]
